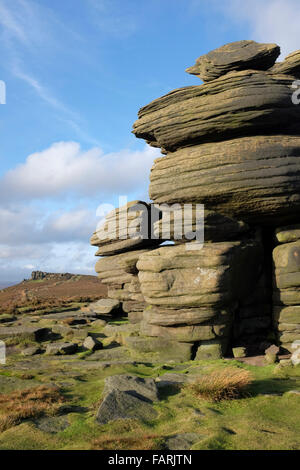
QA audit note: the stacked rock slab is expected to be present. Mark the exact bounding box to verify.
[130,40,300,357]
[137,239,263,359]
[272,226,300,352]
[91,201,161,322]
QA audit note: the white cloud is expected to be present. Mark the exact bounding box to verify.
[0,140,160,281]
[0,241,97,282]
[23,264,35,270]
[0,206,97,246]
[219,0,300,58]
[1,141,160,201]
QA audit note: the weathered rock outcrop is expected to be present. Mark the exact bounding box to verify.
[91,40,300,359]
[136,240,262,357]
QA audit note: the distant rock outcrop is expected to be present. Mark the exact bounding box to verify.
[31,271,74,281]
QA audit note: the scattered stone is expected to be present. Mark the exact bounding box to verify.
[89,299,121,315]
[91,319,107,328]
[285,390,300,396]
[89,346,131,362]
[34,416,70,434]
[155,373,189,389]
[195,342,224,360]
[83,336,103,351]
[165,433,202,450]
[21,346,42,357]
[104,374,159,402]
[232,347,247,358]
[62,317,87,326]
[45,342,78,356]
[71,329,89,340]
[0,314,16,323]
[51,324,74,337]
[0,326,49,342]
[96,389,158,424]
[265,344,280,364]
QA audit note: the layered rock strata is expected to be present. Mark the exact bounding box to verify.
[91,201,161,321]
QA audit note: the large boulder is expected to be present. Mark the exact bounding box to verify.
[45,342,78,356]
[96,390,157,424]
[103,375,159,402]
[133,71,299,152]
[137,241,262,308]
[89,298,121,315]
[186,40,280,82]
[149,135,300,226]
[0,326,49,342]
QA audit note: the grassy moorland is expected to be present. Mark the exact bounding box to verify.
[0,278,299,450]
[0,319,299,450]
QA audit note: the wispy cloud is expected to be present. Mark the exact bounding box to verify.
[0,0,29,44]
[0,141,159,202]
[0,0,99,145]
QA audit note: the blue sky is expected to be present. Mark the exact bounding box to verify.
[0,0,299,282]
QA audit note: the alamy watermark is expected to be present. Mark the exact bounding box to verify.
[292,80,300,105]
[0,341,6,365]
[95,196,204,251]
[0,80,6,104]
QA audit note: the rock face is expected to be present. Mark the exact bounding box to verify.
[90,39,300,359]
[149,136,300,226]
[137,240,262,356]
[103,375,159,402]
[96,389,158,424]
[132,72,299,153]
[273,227,300,352]
[186,40,280,82]
[271,50,300,78]
[91,201,162,323]
[90,201,161,256]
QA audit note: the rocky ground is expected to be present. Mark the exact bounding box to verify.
[0,298,299,450]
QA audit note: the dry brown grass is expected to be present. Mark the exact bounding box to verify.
[0,385,65,433]
[91,434,162,450]
[91,419,164,450]
[188,367,253,402]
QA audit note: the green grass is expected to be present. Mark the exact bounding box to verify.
[0,355,299,450]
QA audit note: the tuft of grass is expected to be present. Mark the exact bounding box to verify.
[187,367,253,402]
[0,385,65,432]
